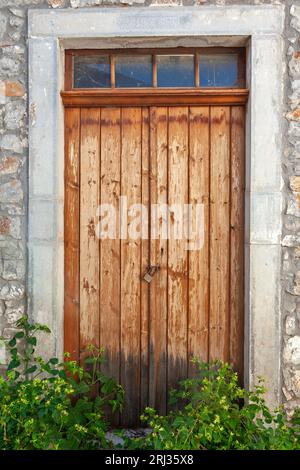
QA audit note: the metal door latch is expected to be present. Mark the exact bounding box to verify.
[143,264,160,283]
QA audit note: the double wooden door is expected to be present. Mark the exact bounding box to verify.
[64,105,245,426]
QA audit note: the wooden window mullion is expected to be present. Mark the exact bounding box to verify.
[195,54,200,87]
[111,55,116,88]
[153,54,157,88]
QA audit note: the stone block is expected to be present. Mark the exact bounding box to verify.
[289,52,300,78]
[248,192,282,244]
[29,200,55,241]
[28,38,59,197]
[28,6,285,38]
[287,109,300,121]
[9,9,25,19]
[0,56,20,75]
[290,175,300,192]
[0,180,23,204]
[249,244,281,407]
[4,100,26,130]
[1,203,24,216]
[0,0,43,5]
[250,35,283,192]
[0,12,6,41]
[5,304,25,324]
[293,271,300,296]
[290,370,300,398]
[291,5,300,32]
[0,134,23,154]
[29,243,55,357]
[0,156,22,177]
[0,240,23,260]
[2,259,25,281]
[48,0,68,6]
[0,281,25,301]
[283,336,300,365]
[282,235,300,247]
[286,194,300,218]
[286,315,297,336]
[9,16,24,28]
[0,340,6,365]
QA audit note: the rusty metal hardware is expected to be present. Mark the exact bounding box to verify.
[143,264,160,283]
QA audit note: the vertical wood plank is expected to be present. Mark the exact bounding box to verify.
[120,107,142,426]
[64,108,80,361]
[140,107,150,414]
[230,106,245,379]
[149,107,168,414]
[99,108,121,384]
[188,107,210,374]
[167,107,189,393]
[80,108,100,356]
[209,106,230,362]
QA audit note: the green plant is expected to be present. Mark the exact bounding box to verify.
[127,361,300,450]
[0,316,124,450]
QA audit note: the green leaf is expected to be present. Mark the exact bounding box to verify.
[8,338,16,347]
[27,336,37,346]
[49,358,59,365]
[7,358,21,371]
[36,325,51,334]
[15,331,25,339]
[25,365,38,374]
[9,347,18,356]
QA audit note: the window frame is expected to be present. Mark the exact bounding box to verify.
[65,47,246,91]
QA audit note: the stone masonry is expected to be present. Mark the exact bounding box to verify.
[0,0,300,413]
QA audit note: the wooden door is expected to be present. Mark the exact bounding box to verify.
[64,105,245,426]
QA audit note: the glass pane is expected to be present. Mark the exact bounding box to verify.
[74,56,110,88]
[199,54,238,87]
[115,55,152,88]
[157,55,195,87]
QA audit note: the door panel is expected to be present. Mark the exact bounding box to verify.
[120,108,142,425]
[149,107,168,414]
[230,106,245,379]
[64,108,80,361]
[188,107,210,373]
[79,108,101,357]
[64,104,245,426]
[140,107,150,414]
[209,107,231,362]
[99,107,121,385]
[167,107,189,392]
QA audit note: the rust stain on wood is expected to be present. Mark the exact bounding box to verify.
[87,218,96,238]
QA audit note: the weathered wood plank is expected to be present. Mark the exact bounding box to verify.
[120,107,142,426]
[149,107,168,414]
[230,106,245,379]
[64,108,80,361]
[140,107,150,414]
[80,108,100,356]
[167,106,189,392]
[99,108,121,385]
[188,107,210,374]
[209,107,230,362]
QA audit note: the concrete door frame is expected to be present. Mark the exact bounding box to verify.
[28,5,284,407]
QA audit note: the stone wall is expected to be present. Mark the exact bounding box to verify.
[282,1,300,415]
[0,0,300,412]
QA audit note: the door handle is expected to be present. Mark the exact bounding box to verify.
[143,264,160,283]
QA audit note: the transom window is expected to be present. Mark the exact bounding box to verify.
[66,48,245,90]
